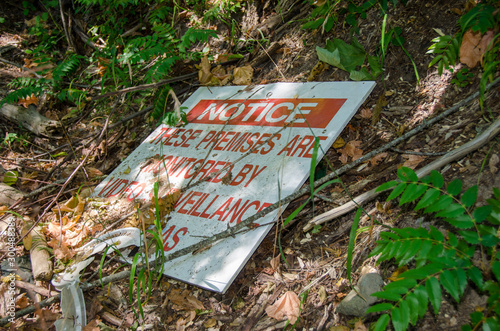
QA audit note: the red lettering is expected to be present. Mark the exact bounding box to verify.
[180,129,202,148]
[200,195,219,218]
[302,136,327,158]
[195,130,216,149]
[244,165,266,188]
[163,226,188,251]
[239,133,260,153]
[189,192,210,217]
[277,135,300,156]
[230,165,252,186]
[294,135,315,157]
[210,198,233,221]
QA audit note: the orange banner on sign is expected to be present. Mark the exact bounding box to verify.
[186,98,346,128]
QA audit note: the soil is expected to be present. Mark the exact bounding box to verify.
[0,0,499,330]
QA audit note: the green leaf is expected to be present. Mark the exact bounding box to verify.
[424,195,453,213]
[415,188,440,210]
[3,170,18,186]
[400,239,422,265]
[461,185,478,207]
[459,230,479,244]
[349,67,373,81]
[400,263,443,280]
[415,240,433,262]
[406,292,420,326]
[456,268,467,297]
[445,214,474,229]
[372,290,402,301]
[365,302,394,314]
[429,226,444,241]
[373,314,390,331]
[376,180,399,192]
[435,203,465,218]
[346,208,362,285]
[384,278,417,292]
[426,277,442,314]
[391,306,403,331]
[430,170,444,188]
[492,261,500,282]
[316,38,366,72]
[440,269,460,301]
[413,285,429,318]
[467,266,484,289]
[397,166,418,182]
[447,232,458,247]
[474,205,492,223]
[400,183,428,205]
[447,179,462,196]
[484,316,500,331]
[398,299,410,331]
[387,182,407,201]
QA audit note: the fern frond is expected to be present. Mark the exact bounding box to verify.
[53,54,82,84]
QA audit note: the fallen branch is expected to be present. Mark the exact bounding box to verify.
[0,104,61,137]
[303,114,500,231]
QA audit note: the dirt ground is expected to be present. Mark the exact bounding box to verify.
[1,0,500,330]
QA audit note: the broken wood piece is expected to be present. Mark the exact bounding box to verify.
[0,182,25,206]
[15,280,58,297]
[30,226,53,281]
[303,116,500,232]
[0,103,61,137]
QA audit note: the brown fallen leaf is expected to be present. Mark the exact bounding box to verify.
[265,291,301,324]
[371,94,387,125]
[233,65,254,85]
[359,107,372,119]
[333,136,345,149]
[402,154,426,169]
[169,288,205,311]
[354,319,368,331]
[197,56,213,85]
[489,154,499,174]
[370,152,388,166]
[459,29,495,68]
[18,94,39,108]
[388,266,408,282]
[338,140,363,164]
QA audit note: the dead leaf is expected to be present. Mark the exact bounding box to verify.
[18,94,39,108]
[16,293,29,309]
[359,107,372,119]
[402,154,426,169]
[338,140,363,164]
[169,288,205,311]
[270,255,281,272]
[197,56,213,85]
[204,318,217,328]
[318,286,327,304]
[371,94,387,125]
[388,266,408,282]
[489,154,499,174]
[354,319,367,331]
[460,29,495,68]
[233,65,254,85]
[212,65,231,85]
[82,319,100,331]
[308,61,328,81]
[370,152,388,166]
[265,291,301,324]
[333,136,345,149]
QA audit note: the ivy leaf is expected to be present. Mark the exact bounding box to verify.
[426,277,442,315]
[446,179,462,196]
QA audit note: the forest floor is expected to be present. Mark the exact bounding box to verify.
[0,0,500,330]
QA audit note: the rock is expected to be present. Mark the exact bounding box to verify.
[336,272,384,317]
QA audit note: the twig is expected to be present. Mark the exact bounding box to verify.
[303,114,500,231]
[0,56,43,79]
[390,147,448,156]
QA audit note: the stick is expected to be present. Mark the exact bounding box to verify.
[303,115,500,231]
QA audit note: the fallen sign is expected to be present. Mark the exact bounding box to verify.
[93,81,375,293]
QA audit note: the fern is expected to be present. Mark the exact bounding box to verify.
[365,167,500,331]
[52,54,83,85]
[427,35,461,75]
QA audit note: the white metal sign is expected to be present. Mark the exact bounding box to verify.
[93,82,375,293]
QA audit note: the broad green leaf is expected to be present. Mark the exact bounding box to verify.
[365,302,394,314]
[430,170,444,188]
[397,166,418,182]
[302,18,324,30]
[368,55,383,78]
[424,195,453,213]
[461,185,478,207]
[467,266,484,289]
[391,306,403,331]
[346,208,362,285]
[415,188,440,210]
[492,261,500,282]
[440,269,460,301]
[484,317,500,331]
[413,285,429,318]
[435,203,465,218]
[446,179,462,196]
[349,67,373,81]
[429,226,444,241]
[470,311,484,326]
[376,180,399,192]
[459,230,479,244]
[316,38,366,72]
[406,293,420,325]
[3,170,18,186]
[388,182,407,201]
[456,268,467,297]
[384,278,417,292]
[400,183,427,205]
[373,314,390,331]
[447,232,458,247]
[474,205,492,223]
[426,277,442,314]
[398,299,410,331]
[445,214,474,229]
[372,290,402,301]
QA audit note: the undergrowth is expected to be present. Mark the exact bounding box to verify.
[363,167,500,331]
